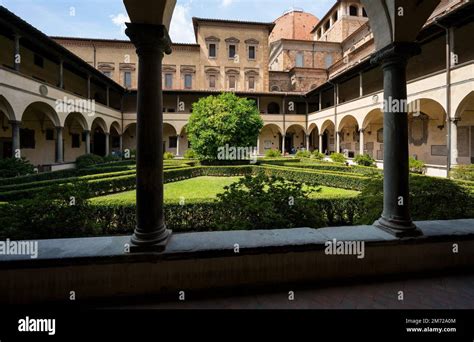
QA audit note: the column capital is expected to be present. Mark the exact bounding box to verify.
[9,120,21,126]
[450,117,460,125]
[125,23,172,57]
[358,128,366,134]
[83,129,91,133]
[371,42,421,66]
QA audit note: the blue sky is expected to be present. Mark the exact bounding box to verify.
[1,0,334,43]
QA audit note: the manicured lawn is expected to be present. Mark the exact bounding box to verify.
[90,176,359,205]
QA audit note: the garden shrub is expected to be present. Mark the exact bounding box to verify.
[356,174,474,225]
[103,155,121,163]
[354,154,376,167]
[0,158,34,178]
[76,154,105,169]
[184,149,197,159]
[163,152,175,160]
[265,149,282,158]
[295,150,312,159]
[330,153,347,164]
[312,150,326,161]
[451,164,474,181]
[409,157,426,174]
[0,182,100,240]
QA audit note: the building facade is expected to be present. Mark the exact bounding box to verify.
[0,0,473,176]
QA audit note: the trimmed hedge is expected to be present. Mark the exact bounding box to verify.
[90,196,361,235]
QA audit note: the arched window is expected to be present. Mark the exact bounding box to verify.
[271,85,280,92]
[267,102,281,114]
[349,5,358,16]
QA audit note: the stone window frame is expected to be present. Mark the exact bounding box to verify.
[348,4,359,17]
[181,66,196,90]
[226,68,240,91]
[245,69,259,91]
[295,52,304,68]
[205,67,220,90]
[119,63,136,89]
[205,36,220,59]
[98,62,115,79]
[163,65,177,90]
[225,37,240,61]
[245,39,259,61]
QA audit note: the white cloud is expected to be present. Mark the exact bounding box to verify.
[221,0,235,7]
[169,4,195,43]
[109,13,130,37]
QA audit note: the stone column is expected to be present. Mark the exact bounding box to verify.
[257,136,260,155]
[176,135,180,157]
[119,134,123,157]
[126,23,172,251]
[306,134,310,151]
[281,135,286,155]
[55,127,64,164]
[450,118,458,167]
[373,43,422,237]
[105,133,110,156]
[14,34,21,72]
[336,131,341,153]
[84,130,91,154]
[359,128,365,155]
[10,121,21,158]
[319,134,323,153]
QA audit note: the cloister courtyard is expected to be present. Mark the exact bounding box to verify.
[0,3,473,339]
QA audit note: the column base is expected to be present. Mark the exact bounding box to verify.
[130,227,172,253]
[374,217,423,238]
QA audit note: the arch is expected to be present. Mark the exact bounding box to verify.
[261,123,283,135]
[267,102,281,114]
[455,91,474,119]
[362,108,383,129]
[64,112,89,131]
[349,5,358,16]
[124,122,137,133]
[308,123,319,135]
[91,117,108,133]
[320,119,335,134]
[110,121,122,135]
[0,95,15,121]
[270,85,281,92]
[21,102,60,127]
[286,124,306,135]
[259,124,283,154]
[338,115,359,132]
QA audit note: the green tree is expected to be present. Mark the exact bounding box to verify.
[187,93,263,161]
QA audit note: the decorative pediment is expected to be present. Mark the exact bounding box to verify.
[245,38,259,45]
[119,63,136,71]
[180,65,196,74]
[163,65,177,72]
[244,68,259,76]
[225,68,240,75]
[205,66,220,74]
[98,63,115,71]
[205,36,221,42]
[225,37,240,44]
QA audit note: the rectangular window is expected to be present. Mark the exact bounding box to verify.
[123,71,132,88]
[184,74,192,89]
[248,46,256,60]
[296,53,304,68]
[169,136,178,149]
[20,129,35,149]
[45,129,54,141]
[229,75,236,89]
[71,134,81,148]
[34,54,44,68]
[209,75,216,89]
[229,45,236,59]
[248,76,255,90]
[209,43,217,58]
[165,73,173,89]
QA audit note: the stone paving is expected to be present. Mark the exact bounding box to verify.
[127,273,474,309]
